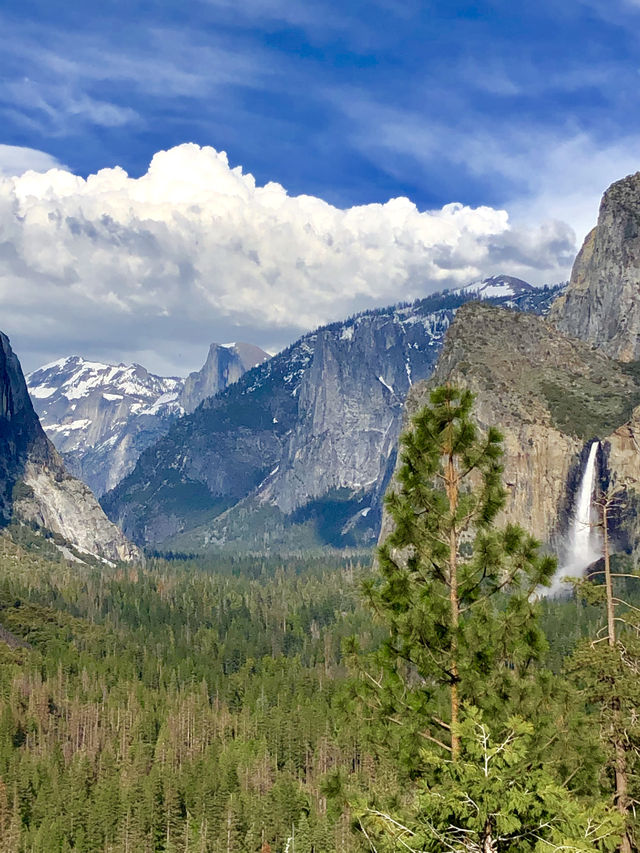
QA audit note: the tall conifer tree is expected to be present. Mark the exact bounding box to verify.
[570,482,640,853]
[350,385,620,851]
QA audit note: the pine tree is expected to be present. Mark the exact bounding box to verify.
[357,386,554,761]
[355,708,621,852]
[349,385,620,851]
[0,784,21,853]
[570,481,640,853]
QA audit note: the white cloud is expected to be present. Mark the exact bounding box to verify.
[0,143,575,375]
[505,134,640,246]
[0,145,66,177]
[337,93,640,245]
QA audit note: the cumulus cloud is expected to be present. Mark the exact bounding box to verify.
[0,145,66,177]
[338,94,640,246]
[0,144,575,375]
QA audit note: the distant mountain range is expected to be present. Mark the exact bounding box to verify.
[12,172,640,567]
[27,342,268,497]
[97,276,565,553]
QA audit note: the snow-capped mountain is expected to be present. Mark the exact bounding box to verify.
[1,337,139,562]
[27,342,269,497]
[102,277,566,553]
[27,358,185,497]
[452,274,537,299]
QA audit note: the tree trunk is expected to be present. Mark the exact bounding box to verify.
[446,448,460,760]
[616,739,632,853]
[602,502,632,853]
[603,504,615,648]
[482,821,498,853]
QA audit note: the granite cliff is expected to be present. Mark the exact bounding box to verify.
[386,302,640,561]
[0,333,139,562]
[550,172,640,361]
[179,342,269,414]
[102,279,564,552]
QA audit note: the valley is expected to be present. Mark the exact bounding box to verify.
[1,170,640,851]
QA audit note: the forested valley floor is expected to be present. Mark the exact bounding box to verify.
[0,525,625,852]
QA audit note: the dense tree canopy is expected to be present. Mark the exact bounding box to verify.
[349,386,621,852]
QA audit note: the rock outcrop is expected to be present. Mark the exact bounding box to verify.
[550,172,640,361]
[384,302,640,557]
[27,358,184,497]
[179,342,269,414]
[102,280,565,552]
[0,333,139,562]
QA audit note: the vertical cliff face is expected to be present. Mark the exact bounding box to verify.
[102,282,565,552]
[550,172,640,361]
[0,332,52,520]
[103,303,455,549]
[0,333,140,562]
[27,358,185,497]
[179,342,269,414]
[259,310,440,516]
[382,303,640,556]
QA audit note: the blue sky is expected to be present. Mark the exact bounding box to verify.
[3,0,640,211]
[2,0,640,372]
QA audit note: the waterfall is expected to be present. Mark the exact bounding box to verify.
[565,440,601,575]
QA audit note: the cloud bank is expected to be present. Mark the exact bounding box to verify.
[0,145,66,177]
[0,144,575,374]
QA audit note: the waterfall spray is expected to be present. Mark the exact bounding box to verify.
[566,440,601,574]
[547,441,602,595]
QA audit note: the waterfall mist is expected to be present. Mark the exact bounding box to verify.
[550,440,602,594]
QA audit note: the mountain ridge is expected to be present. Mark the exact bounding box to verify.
[27,342,269,497]
[381,301,640,561]
[550,171,640,360]
[102,277,565,552]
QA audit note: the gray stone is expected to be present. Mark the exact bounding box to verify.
[0,333,139,562]
[27,343,268,497]
[550,172,640,361]
[179,342,269,414]
[102,281,564,551]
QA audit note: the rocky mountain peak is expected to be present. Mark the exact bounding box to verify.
[27,343,269,496]
[550,171,640,361]
[27,357,185,496]
[0,333,139,562]
[102,281,565,553]
[453,274,536,299]
[1,333,37,423]
[0,332,51,518]
[179,342,269,414]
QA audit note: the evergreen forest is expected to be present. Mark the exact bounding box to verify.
[1,388,639,852]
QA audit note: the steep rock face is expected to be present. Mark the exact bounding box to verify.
[550,172,640,361]
[103,280,565,552]
[601,408,640,520]
[27,345,268,497]
[384,303,640,555]
[103,308,447,548]
[179,342,269,414]
[0,332,51,520]
[0,334,139,562]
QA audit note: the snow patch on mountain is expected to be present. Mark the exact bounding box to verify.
[27,344,269,497]
[26,357,186,497]
[452,274,536,299]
